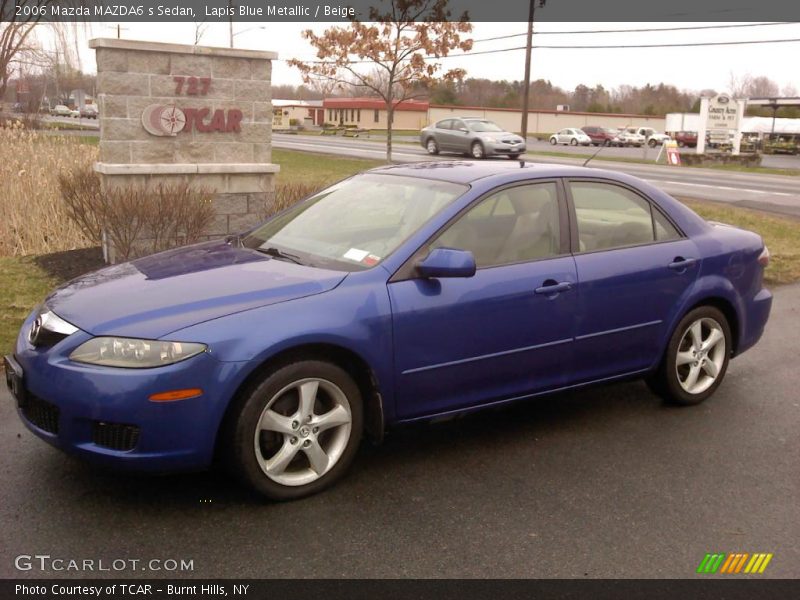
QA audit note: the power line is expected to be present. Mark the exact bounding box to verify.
[472,21,798,43]
[285,37,800,63]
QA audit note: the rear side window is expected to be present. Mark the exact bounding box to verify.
[570,181,680,252]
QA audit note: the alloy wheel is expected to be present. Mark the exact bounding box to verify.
[471,142,485,159]
[254,378,352,487]
[675,317,726,395]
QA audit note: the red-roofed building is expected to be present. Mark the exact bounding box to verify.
[323,97,429,130]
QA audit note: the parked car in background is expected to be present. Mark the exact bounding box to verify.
[420,118,526,159]
[549,128,592,146]
[616,128,647,147]
[672,131,698,148]
[68,109,81,118]
[635,127,671,148]
[50,105,71,117]
[79,105,98,119]
[5,161,772,500]
[581,126,623,147]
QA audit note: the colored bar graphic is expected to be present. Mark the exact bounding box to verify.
[700,552,774,574]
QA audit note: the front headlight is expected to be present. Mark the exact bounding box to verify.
[69,337,207,368]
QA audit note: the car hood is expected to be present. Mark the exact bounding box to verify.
[477,131,522,141]
[45,241,348,339]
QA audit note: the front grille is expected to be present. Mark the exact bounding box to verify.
[22,394,60,434]
[92,421,140,452]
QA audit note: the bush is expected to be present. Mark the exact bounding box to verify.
[59,166,216,261]
[270,181,326,218]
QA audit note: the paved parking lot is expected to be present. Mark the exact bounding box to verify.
[1,284,798,579]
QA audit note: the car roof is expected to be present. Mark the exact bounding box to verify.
[367,161,628,185]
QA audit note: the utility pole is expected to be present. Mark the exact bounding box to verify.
[520,1,545,142]
[229,0,235,48]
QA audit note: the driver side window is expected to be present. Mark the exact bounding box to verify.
[431,183,561,268]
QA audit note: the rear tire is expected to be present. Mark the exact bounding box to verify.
[425,137,439,155]
[570,138,578,146]
[646,306,731,406]
[226,360,363,500]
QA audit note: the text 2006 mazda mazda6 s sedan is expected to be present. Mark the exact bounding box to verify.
[5,162,772,500]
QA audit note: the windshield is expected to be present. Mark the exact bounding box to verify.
[242,174,467,271]
[467,120,504,133]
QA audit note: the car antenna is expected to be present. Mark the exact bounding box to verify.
[583,144,605,167]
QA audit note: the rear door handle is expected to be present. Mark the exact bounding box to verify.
[534,281,572,295]
[668,257,697,271]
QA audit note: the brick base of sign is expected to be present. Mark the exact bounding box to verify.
[95,163,278,263]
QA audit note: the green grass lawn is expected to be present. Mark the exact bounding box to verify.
[684,200,800,285]
[0,256,57,354]
[2,149,799,355]
[273,148,382,185]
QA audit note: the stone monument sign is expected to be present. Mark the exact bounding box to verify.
[89,38,279,262]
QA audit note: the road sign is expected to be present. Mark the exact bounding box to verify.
[664,140,681,166]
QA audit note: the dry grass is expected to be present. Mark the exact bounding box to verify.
[0,125,96,257]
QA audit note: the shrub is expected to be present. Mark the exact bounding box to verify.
[270,180,326,218]
[59,165,216,261]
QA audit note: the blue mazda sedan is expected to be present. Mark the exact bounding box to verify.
[5,161,772,499]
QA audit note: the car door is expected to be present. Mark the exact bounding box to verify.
[388,180,578,419]
[554,128,566,144]
[566,179,699,383]
[450,119,470,153]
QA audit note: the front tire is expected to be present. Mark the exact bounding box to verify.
[648,139,658,148]
[227,360,363,500]
[471,141,486,159]
[647,306,731,406]
[508,153,520,160]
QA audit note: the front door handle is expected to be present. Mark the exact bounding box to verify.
[534,280,572,295]
[668,257,697,271]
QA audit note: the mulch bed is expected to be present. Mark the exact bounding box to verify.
[33,246,106,283]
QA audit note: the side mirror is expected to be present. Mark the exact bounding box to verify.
[459,127,469,133]
[417,248,476,279]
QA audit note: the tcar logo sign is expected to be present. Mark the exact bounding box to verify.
[141,104,186,137]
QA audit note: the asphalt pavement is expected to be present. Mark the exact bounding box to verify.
[273,134,800,218]
[1,284,798,579]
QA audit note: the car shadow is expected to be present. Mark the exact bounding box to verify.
[30,379,668,507]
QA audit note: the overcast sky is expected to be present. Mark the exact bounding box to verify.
[59,21,800,96]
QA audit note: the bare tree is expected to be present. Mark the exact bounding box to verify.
[289,0,472,161]
[0,5,40,100]
[193,19,209,45]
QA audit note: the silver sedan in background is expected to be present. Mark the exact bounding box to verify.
[420,117,526,159]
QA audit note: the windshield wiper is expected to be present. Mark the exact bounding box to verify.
[257,246,305,265]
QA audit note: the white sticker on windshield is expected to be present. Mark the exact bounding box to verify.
[343,248,369,262]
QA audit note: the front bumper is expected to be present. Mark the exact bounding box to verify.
[9,311,247,472]
[486,141,527,155]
